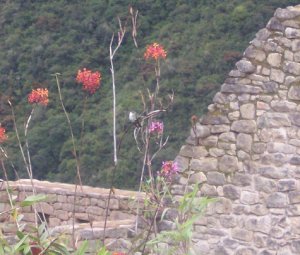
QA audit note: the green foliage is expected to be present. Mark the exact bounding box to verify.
[0,0,299,188]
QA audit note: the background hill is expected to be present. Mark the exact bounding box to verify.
[0,0,298,189]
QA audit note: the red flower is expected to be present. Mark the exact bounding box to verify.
[160,161,178,180]
[0,126,7,143]
[144,43,167,60]
[30,242,44,255]
[112,252,126,255]
[76,68,101,94]
[28,88,49,106]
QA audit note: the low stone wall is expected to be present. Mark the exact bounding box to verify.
[0,179,144,246]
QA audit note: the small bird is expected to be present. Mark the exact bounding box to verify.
[129,111,142,127]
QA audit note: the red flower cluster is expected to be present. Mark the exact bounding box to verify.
[28,88,49,106]
[144,43,167,60]
[160,161,178,180]
[0,126,7,143]
[76,68,101,94]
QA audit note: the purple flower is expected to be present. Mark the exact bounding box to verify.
[149,121,164,135]
[160,161,178,180]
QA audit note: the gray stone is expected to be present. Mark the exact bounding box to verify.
[218,155,239,173]
[288,86,300,100]
[292,39,300,51]
[231,173,252,186]
[221,83,262,94]
[283,61,300,75]
[245,216,271,234]
[261,153,290,167]
[262,81,279,94]
[258,166,288,179]
[231,120,256,133]
[237,133,252,153]
[290,156,300,165]
[289,113,300,126]
[278,179,297,191]
[228,69,245,77]
[257,113,291,128]
[289,191,300,204]
[211,124,230,134]
[209,148,225,157]
[190,123,210,138]
[252,143,266,154]
[270,68,285,83]
[267,142,296,154]
[270,100,297,112]
[275,7,300,20]
[219,132,236,143]
[236,59,256,73]
[285,27,300,38]
[266,193,287,208]
[240,103,255,119]
[267,17,284,32]
[254,176,277,193]
[200,184,218,197]
[231,228,253,242]
[179,145,208,158]
[174,155,189,172]
[249,204,269,216]
[223,185,240,200]
[189,172,206,184]
[201,115,229,125]
[207,171,226,186]
[220,215,237,228]
[202,135,218,147]
[292,240,300,253]
[244,46,266,62]
[240,191,259,205]
[267,53,282,67]
[190,158,218,172]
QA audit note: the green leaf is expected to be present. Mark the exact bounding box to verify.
[20,194,47,207]
[74,240,88,255]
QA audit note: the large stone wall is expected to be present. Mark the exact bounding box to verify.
[173,4,300,255]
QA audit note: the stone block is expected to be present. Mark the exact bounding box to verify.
[240,103,255,119]
[207,172,226,186]
[283,61,300,75]
[231,228,253,242]
[223,185,240,200]
[221,84,262,94]
[278,179,297,191]
[266,193,287,208]
[190,158,218,172]
[240,191,259,205]
[267,53,282,67]
[270,68,285,83]
[236,59,256,73]
[218,155,239,173]
[231,120,256,133]
[257,113,291,128]
[237,133,252,153]
[245,216,272,234]
[289,191,300,204]
[285,27,300,38]
[254,176,277,193]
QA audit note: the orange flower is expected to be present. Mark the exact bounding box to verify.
[0,126,7,143]
[144,43,167,60]
[28,88,49,106]
[76,68,101,94]
[112,252,126,255]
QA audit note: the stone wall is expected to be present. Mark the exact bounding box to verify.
[0,179,143,250]
[173,4,300,255]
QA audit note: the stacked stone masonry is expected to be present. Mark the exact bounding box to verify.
[173,4,300,255]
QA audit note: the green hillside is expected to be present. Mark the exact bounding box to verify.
[0,0,298,189]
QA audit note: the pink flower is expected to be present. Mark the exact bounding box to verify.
[160,161,178,180]
[149,121,164,135]
[76,68,101,94]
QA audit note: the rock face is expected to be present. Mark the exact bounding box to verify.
[173,4,300,255]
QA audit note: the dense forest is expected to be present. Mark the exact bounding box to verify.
[0,0,299,189]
